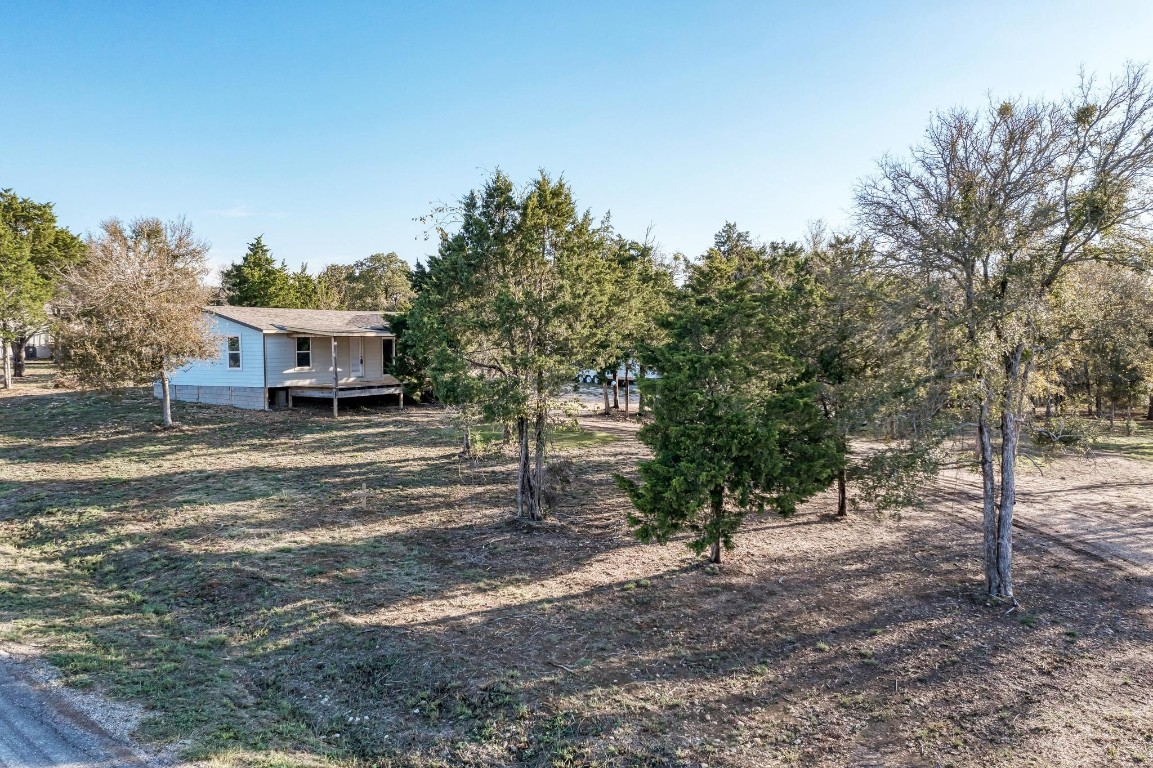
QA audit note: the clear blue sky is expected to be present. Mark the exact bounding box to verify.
[3,1,1152,276]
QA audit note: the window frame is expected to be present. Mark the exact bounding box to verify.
[383,337,395,369]
[295,336,312,369]
[225,335,242,370]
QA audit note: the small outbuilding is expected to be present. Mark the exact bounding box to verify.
[154,306,402,416]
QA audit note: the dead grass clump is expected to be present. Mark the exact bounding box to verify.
[541,458,576,514]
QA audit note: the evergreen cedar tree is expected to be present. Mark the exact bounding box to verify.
[588,237,676,416]
[802,229,943,518]
[220,235,314,309]
[0,231,46,388]
[618,224,841,564]
[406,170,620,520]
[0,189,85,387]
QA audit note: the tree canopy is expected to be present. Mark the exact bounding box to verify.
[0,189,85,385]
[220,236,308,308]
[57,217,216,427]
[619,224,840,562]
[407,170,616,519]
[857,65,1153,599]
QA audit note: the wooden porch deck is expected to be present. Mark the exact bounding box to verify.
[286,378,404,410]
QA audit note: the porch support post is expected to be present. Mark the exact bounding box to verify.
[331,336,339,418]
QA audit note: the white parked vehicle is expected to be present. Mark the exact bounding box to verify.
[576,364,658,385]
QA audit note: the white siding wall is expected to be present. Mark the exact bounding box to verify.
[265,335,305,387]
[364,337,384,380]
[265,335,395,386]
[27,331,52,358]
[166,316,265,389]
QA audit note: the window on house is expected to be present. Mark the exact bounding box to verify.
[383,338,395,369]
[296,337,312,368]
[226,336,241,368]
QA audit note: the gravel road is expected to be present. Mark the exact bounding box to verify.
[0,650,158,768]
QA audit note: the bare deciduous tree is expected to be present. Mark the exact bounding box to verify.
[857,65,1153,600]
[57,217,216,427]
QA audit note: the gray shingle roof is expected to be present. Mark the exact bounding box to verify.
[208,306,393,336]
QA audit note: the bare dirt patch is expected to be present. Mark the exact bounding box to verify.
[1,364,1151,767]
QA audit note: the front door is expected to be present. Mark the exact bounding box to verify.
[351,339,364,378]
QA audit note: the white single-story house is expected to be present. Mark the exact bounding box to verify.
[25,330,52,359]
[155,306,403,415]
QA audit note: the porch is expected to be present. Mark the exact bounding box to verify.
[286,376,404,410]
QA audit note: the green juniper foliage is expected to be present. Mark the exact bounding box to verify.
[618,224,840,563]
[802,228,943,516]
[582,235,677,415]
[0,188,85,386]
[407,170,616,519]
[220,235,314,308]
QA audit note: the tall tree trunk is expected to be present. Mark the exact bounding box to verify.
[602,377,610,416]
[516,416,531,517]
[995,391,1017,599]
[836,466,848,517]
[529,408,546,521]
[160,370,173,428]
[1146,395,1153,421]
[1,339,11,389]
[833,431,848,516]
[709,486,724,564]
[612,374,619,410]
[992,345,1027,600]
[624,370,630,415]
[978,389,1000,597]
[13,341,26,377]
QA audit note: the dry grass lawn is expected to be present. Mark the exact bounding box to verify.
[1,362,1152,767]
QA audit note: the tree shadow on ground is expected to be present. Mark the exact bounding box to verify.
[3,381,1152,767]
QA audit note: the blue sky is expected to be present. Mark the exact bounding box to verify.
[3,1,1152,276]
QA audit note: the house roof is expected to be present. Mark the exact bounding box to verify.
[208,306,394,337]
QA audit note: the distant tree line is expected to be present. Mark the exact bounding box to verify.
[217,236,416,313]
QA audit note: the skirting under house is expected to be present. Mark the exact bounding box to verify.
[153,382,267,410]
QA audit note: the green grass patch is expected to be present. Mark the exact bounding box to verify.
[462,422,616,451]
[1091,429,1153,461]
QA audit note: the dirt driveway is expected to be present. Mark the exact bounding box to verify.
[931,451,1153,576]
[583,408,1153,577]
